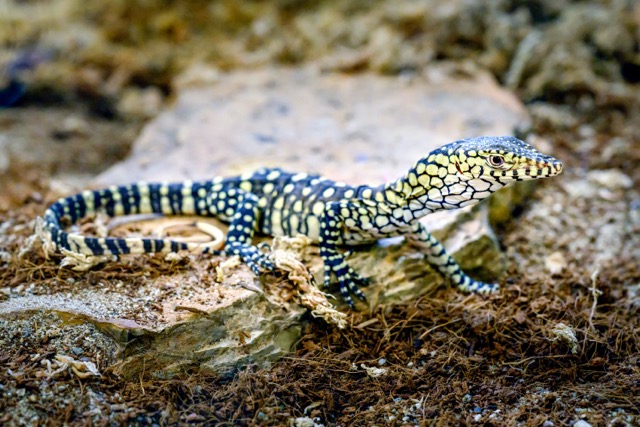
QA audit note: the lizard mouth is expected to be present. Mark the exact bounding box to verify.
[455,161,463,175]
[454,161,471,180]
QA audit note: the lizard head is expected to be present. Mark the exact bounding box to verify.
[389,136,563,209]
[451,136,563,184]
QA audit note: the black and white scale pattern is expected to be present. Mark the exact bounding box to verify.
[44,136,563,306]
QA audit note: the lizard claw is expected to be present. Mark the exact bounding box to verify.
[323,264,368,307]
[226,243,274,274]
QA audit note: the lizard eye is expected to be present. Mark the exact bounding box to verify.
[487,155,505,168]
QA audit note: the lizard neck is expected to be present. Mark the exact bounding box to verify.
[381,154,478,217]
[382,158,441,207]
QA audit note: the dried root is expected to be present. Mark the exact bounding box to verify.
[270,235,347,329]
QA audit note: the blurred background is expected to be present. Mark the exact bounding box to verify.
[1,0,638,182]
[1,1,640,425]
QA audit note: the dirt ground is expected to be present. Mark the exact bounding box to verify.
[2,1,640,426]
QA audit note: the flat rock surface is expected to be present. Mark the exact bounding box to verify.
[99,66,527,184]
[3,66,531,377]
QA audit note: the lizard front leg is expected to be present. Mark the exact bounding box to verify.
[319,201,368,307]
[404,221,498,294]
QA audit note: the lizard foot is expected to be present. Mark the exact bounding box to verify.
[225,243,275,275]
[323,264,368,308]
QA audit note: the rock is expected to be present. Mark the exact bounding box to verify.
[587,169,633,191]
[562,169,632,201]
[545,251,567,275]
[0,269,302,378]
[7,67,535,377]
[99,66,528,185]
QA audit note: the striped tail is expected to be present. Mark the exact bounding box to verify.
[44,181,220,256]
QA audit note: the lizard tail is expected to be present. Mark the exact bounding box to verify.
[43,182,220,256]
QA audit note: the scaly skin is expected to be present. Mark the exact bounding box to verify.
[43,136,563,306]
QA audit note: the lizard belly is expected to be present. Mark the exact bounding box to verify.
[341,228,390,246]
[341,220,413,246]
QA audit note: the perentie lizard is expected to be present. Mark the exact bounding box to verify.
[43,136,563,306]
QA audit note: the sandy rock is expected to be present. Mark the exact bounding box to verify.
[99,66,528,185]
[0,266,302,378]
[6,67,534,377]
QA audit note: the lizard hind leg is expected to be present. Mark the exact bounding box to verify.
[321,252,368,307]
[218,190,275,274]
